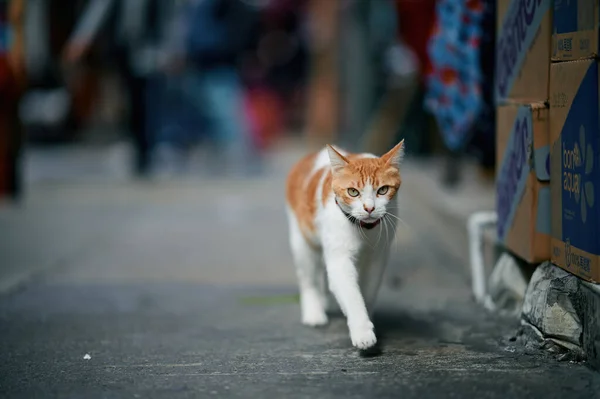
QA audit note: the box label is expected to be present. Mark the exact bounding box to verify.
[565,239,593,277]
[552,0,599,60]
[552,238,595,280]
[554,0,594,34]
[497,106,533,242]
[496,0,551,101]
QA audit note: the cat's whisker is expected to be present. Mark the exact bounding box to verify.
[385,208,404,213]
[383,213,398,229]
[375,217,384,246]
[383,215,391,247]
[388,218,397,253]
[343,214,373,247]
[384,215,400,252]
[385,220,398,237]
[385,212,410,230]
[359,225,375,249]
[384,203,407,211]
[353,221,365,240]
[383,217,394,253]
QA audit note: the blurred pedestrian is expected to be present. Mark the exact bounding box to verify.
[179,0,260,176]
[62,0,177,177]
[0,0,26,200]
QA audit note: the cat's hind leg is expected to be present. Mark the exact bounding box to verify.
[288,215,328,327]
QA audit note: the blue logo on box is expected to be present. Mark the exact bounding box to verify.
[560,62,600,255]
[497,106,533,241]
[563,125,595,222]
[496,0,551,101]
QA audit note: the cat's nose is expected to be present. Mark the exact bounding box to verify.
[364,205,374,214]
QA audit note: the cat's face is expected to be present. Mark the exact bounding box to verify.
[327,141,404,223]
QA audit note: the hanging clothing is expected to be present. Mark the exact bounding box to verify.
[424,0,484,152]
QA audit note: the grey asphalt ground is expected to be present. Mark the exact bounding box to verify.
[0,144,599,398]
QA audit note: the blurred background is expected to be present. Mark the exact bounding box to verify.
[0,0,496,194]
[4,0,600,395]
[0,0,499,333]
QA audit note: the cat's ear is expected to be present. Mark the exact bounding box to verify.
[381,139,405,169]
[327,144,350,174]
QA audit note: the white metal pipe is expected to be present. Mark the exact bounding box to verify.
[467,211,498,304]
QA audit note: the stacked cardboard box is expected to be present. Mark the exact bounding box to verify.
[549,0,600,283]
[495,0,552,263]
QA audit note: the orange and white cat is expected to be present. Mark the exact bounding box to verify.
[285,141,404,350]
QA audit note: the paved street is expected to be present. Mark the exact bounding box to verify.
[0,143,599,398]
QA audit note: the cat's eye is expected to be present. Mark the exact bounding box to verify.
[347,188,360,197]
[377,186,389,195]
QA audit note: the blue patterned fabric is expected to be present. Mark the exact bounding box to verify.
[424,0,484,152]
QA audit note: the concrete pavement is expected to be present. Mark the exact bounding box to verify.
[0,142,599,398]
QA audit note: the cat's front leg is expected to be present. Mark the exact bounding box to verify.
[361,251,390,317]
[324,249,376,350]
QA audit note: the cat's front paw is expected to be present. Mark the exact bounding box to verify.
[349,323,377,349]
[301,292,329,327]
[302,309,329,327]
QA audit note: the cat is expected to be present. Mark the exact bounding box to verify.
[285,141,404,350]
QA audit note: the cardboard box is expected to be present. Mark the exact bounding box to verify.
[496,0,552,103]
[552,0,599,61]
[550,59,600,283]
[496,103,551,263]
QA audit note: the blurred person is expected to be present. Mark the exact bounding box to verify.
[243,0,309,147]
[178,0,261,176]
[357,0,421,157]
[62,0,177,177]
[147,0,206,177]
[19,0,84,143]
[0,0,26,200]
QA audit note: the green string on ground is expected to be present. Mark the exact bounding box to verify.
[238,294,300,305]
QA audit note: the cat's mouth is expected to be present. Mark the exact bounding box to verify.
[334,198,381,229]
[358,217,381,229]
[360,219,381,229]
[361,217,380,223]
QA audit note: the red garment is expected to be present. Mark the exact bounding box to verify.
[394,0,437,81]
[244,87,284,150]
